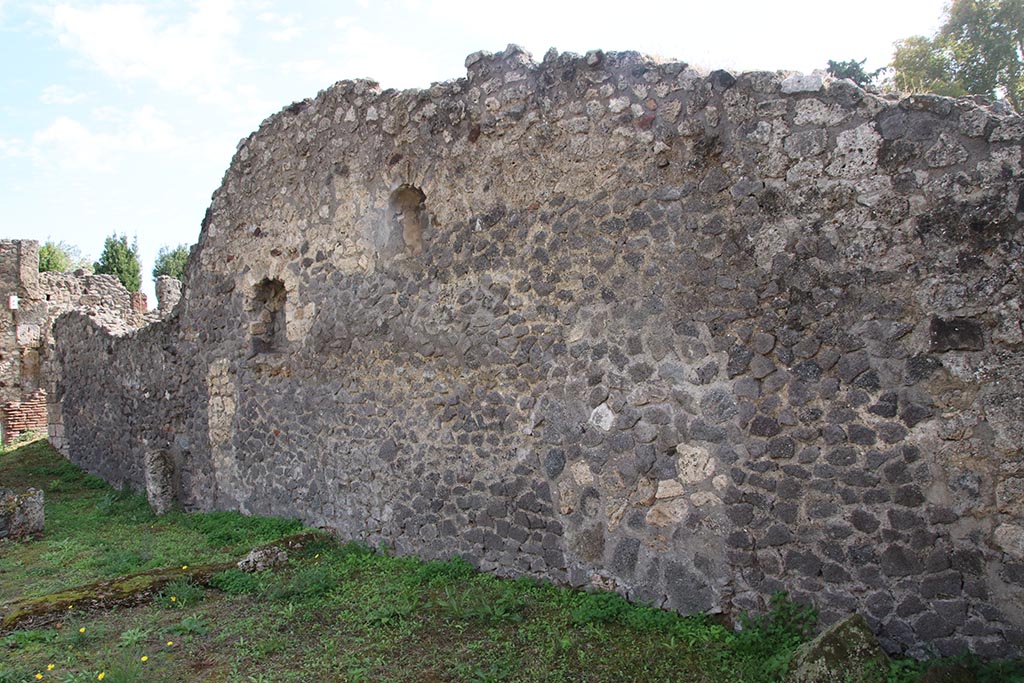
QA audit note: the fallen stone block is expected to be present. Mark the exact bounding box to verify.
[786,613,889,683]
[0,487,44,540]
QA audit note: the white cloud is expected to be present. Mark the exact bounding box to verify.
[270,26,301,41]
[0,136,26,158]
[50,1,243,100]
[31,106,182,172]
[40,84,86,105]
[279,58,331,81]
[327,25,445,89]
[257,9,301,41]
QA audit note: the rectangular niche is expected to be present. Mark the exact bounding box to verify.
[250,278,287,354]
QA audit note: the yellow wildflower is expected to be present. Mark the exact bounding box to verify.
[78,627,86,633]
[35,674,42,680]
[47,664,55,671]
[98,673,105,681]
[141,656,148,662]
[166,640,174,647]
[181,565,188,570]
[170,596,177,602]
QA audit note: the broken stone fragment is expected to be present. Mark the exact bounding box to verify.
[786,613,889,683]
[781,73,824,94]
[0,487,44,539]
[237,546,288,572]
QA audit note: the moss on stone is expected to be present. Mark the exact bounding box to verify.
[786,613,889,683]
[1,532,320,633]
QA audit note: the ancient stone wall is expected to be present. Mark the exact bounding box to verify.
[39,270,152,331]
[155,275,183,314]
[0,240,47,405]
[0,239,176,444]
[50,47,1024,658]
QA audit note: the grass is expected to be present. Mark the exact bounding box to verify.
[0,438,302,605]
[2,438,1023,682]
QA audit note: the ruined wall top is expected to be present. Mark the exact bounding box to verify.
[191,45,1022,302]
[0,239,178,405]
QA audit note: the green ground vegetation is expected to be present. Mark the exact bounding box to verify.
[2,439,1022,682]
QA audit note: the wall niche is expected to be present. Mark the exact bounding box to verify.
[374,185,428,263]
[250,278,287,354]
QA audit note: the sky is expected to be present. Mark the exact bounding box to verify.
[0,0,949,304]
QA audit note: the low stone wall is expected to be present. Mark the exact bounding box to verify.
[50,48,1024,658]
[39,271,153,331]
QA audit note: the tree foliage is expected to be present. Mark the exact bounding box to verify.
[38,240,90,273]
[891,0,1024,109]
[39,241,72,273]
[93,233,141,292]
[826,59,882,87]
[152,244,189,280]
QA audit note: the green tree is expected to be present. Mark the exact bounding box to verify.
[38,240,91,273]
[826,58,882,87]
[38,241,73,272]
[891,0,1024,109]
[93,233,141,292]
[152,244,189,280]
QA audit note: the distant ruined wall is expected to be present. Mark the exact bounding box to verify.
[0,240,46,405]
[0,239,173,444]
[51,47,1024,658]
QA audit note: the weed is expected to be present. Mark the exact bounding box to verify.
[364,591,420,625]
[209,568,264,595]
[901,655,1024,683]
[169,615,210,636]
[264,564,335,601]
[62,673,101,683]
[727,592,819,681]
[95,491,120,516]
[886,658,927,683]
[1,629,58,649]
[41,538,88,565]
[99,650,145,683]
[454,659,516,683]
[67,623,103,648]
[570,590,630,626]
[434,586,469,621]
[157,578,205,608]
[90,549,152,577]
[415,555,477,584]
[117,628,151,649]
[278,601,298,619]
[179,511,303,549]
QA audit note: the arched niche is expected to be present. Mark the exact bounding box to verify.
[374,184,429,263]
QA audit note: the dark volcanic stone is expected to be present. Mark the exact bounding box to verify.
[544,449,566,478]
[929,317,984,352]
[749,415,781,437]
